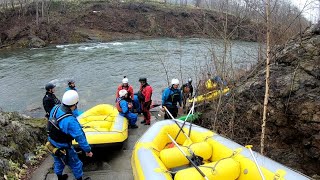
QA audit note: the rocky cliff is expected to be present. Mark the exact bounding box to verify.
[201,23,320,177]
[0,111,47,179]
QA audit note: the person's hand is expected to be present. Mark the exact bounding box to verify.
[128,103,133,109]
[86,151,93,157]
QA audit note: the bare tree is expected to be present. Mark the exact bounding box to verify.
[261,0,271,155]
[41,0,44,18]
[35,0,39,26]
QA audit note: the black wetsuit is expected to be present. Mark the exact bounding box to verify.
[43,92,61,119]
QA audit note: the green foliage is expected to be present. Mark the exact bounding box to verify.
[4,145,47,180]
[5,160,23,180]
[24,118,47,128]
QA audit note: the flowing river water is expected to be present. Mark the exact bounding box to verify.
[0,38,259,117]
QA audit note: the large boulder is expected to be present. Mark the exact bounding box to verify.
[202,23,320,176]
[28,36,46,48]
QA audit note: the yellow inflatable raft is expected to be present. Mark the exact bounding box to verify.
[131,120,309,180]
[188,88,230,104]
[72,104,128,146]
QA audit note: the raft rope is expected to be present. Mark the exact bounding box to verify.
[199,150,238,175]
[80,114,117,126]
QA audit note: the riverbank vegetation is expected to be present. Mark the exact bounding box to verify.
[0,111,47,179]
[0,0,310,49]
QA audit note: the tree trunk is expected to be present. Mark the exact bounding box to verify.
[261,0,271,155]
[41,0,44,18]
[195,0,201,8]
[10,0,14,9]
[36,0,39,26]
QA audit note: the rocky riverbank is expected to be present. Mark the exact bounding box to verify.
[200,23,320,177]
[0,111,47,179]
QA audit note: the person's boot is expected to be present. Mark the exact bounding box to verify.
[140,120,146,124]
[130,124,138,129]
[144,121,150,125]
[76,177,91,180]
[57,174,68,180]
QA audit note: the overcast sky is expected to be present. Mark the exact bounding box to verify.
[291,0,319,22]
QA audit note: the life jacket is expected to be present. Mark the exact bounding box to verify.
[121,85,132,97]
[166,88,181,106]
[47,105,74,143]
[138,84,150,102]
[116,99,123,113]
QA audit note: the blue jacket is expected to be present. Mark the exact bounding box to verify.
[119,98,129,115]
[162,87,182,108]
[48,105,91,153]
[66,87,78,91]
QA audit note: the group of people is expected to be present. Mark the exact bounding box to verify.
[115,77,153,129]
[41,77,155,180]
[42,74,227,180]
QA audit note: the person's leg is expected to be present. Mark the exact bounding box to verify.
[171,107,178,118]
[140,101,146,123]
[145,108,151,125]
[53,155,65,177]
[182,94,187,108]
[127,112,138,127]
[67,147,84,180]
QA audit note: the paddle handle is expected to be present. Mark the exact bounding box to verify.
[167,134,209,180]
[163,106,191,141]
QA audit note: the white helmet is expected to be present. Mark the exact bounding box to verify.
[122,76,129,84]
[119,89,128,97]
[122,77,128,84]
[171,78,179,85]
[62,90,79,106]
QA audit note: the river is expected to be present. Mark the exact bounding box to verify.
[0,38,259,117]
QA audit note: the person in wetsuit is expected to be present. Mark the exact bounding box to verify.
[162,79,182,119]
[43,83,61,119]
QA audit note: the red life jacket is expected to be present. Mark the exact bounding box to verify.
[116,99,123,113]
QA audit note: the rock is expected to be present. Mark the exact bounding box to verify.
[310,22,320,35]
[0,159,9,176]
[28,36,46,48]
[0,111,46,177]
[0,145,14,158]
[24,153,36,164]
[0,113,9,126]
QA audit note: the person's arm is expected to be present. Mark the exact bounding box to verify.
[178,90,182,107]
[129,86,134,100]
[120,100,129,114]
[162,88,168,106]
[190,85,194,96]
[68,118,91,153]
[43,96,55,115]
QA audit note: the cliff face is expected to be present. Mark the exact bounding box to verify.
[0,111,47,178]
[0,2,261,49]
[202,23,320,176]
